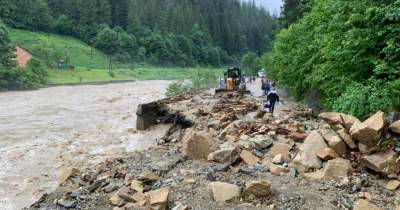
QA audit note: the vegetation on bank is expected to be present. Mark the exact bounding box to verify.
[264,0,400,118]
[48,67,224,85]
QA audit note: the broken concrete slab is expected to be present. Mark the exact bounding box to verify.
[136,102,160,130]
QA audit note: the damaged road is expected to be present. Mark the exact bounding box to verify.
[27,90,400,210]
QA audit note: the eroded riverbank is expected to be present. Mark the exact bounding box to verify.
[0,81,171,209]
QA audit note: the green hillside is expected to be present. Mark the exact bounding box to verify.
[9,28,110,69]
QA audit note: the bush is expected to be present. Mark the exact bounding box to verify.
[166,81,193,97]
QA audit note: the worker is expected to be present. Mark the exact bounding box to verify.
[264,79,271,96]
[267,88,280,113]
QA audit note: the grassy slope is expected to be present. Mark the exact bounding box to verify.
[9,28,225,84]
[9,28,110,69]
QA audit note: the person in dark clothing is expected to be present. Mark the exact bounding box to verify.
[267,88,280,113]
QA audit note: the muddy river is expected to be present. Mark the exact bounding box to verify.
[0,81,171,210]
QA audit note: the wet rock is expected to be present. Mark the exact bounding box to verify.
[337,129,357,149]
[389,121,400,134]
[320,127,348,157]
[386,180,400,191]
[182,129,218,160]
[350,111,387,148]
[240,150,260,166]
[322,158,353,180]
[59,167,80,183]
[353,199,380,210]
[245,181,271,197]
[148,188,169,210]
[57,199,76,208]
[139,170,160,182]
[268,143,291,162]
[319,112,360,130]
[207,148,240,165]
[249,135,274,149]
[360,150,400,175]
[208,182,240,202]
[272,154,284,164]
[292,131,328,173]
[316,148,340,161]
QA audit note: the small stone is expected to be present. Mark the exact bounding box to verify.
[353,199,380,210]
[207,148,240,165]
[316,148,340,161]
[245,181,272,197]
[268,143,291,162]
[386,180,400,191]
[213,164,230,172]
[110,187,130,206]
[272,154,284,164]
[240,150,260,166]
[139,171,160,182]
[289,168,297,178]
[179,169,196,176]
[249,135,274,149]
[57,199,76,208]
[208,182,240,202]
[104,184,117,193]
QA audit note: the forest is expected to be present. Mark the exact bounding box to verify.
[0,0,277,66]
[266,0,400,118]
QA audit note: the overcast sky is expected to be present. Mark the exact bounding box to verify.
[248,0,284,15]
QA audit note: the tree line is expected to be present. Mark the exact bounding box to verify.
[0,0,277,67]
[264,0,400,118]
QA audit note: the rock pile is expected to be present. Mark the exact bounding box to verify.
[28,93,400,210]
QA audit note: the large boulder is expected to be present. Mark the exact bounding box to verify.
[182,129,218,160]
[319,112,361,130]
[291,131,328,173]
[360,150,400,175]
[320,127,348,157]
[207,148,240,165]
[208,182,240,202]
[322,158,353,180]
[389,120,400,134]
[350,111,387,148]
[245,181,271,197]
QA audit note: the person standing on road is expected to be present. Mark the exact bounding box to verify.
[264,79,271,96]
[267,88,280,113]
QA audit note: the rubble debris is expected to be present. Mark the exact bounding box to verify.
[208,182,240,202]
[319,112,360,130]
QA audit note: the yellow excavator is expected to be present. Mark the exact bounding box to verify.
[215,67,250,94]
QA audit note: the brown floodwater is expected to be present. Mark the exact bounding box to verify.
[0,81,171,210]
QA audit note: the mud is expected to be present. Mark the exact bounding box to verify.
[0,81,171,210]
